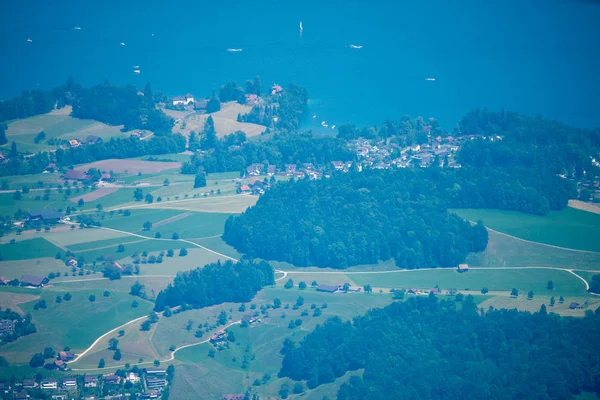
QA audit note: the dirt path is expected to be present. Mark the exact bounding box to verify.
[152,212,193,228]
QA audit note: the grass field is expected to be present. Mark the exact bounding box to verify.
[479,294,600,316]
[74,238,197,263]
[100,209,184,232]
[466,229,600,270]
[42,227,129,247]
[346,268,587,296]
[451,207,600,252]
[0,286,153,365]
[145,194,257,214]
[0,257,66,280]
[0,237,63,261]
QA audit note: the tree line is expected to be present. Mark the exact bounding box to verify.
[223,168,489,269]
[154,259,275,311]
[279,296,600,399]
[0,134,185,177]
[182,130,353,175]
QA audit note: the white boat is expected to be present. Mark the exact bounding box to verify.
[133,65,140,69]
[321,121,328,127]
[120,42,126,46]
[226,48,243,52]
[133,69,141,74]
[331,125,336,129]
[73,26,82,30]
[26,38,33,43]
[300,21,303,34]
[425,77,436,81]
[349,44,363,49]
[313,113,317,119]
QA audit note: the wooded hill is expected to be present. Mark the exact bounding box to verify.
[279,296,600,399]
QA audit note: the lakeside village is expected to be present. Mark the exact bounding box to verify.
[0,365,173,400]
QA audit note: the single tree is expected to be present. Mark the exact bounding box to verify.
[78,198,84,207]
[527,290,534,300]
[179,248,188,256]
[89,294,96,302]
[550,296,555,306]
[113,349,122,360]
[298,281,307,290]
[172,232,179,240]
[133,188,143,201]
[98,358,105,368]
[108,338,119,351]
[117,244,125,252]
[364,284,373,293]
[284,279,294,289]
[142,221,152,231]
[547,280,554,290]
[510,288,519,297]
[481,287,489,295]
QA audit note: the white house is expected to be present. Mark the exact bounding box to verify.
[41,379,58,390]
[172,93,194,106]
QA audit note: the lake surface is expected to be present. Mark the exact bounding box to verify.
[1,0,599,129]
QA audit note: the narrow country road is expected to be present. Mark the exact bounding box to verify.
[62,224,600,368]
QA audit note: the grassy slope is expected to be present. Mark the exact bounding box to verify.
[0,257,66,280]
[0,286,153,365]
[451,207,600,252]
[466,229,600,270]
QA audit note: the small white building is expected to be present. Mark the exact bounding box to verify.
[172,93,194,106]
[126,372,140,384]
[41,379,58,390]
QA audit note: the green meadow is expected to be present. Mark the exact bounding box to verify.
[451,207,600,252]
[0,237,63,261]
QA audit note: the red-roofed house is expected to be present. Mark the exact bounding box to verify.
[240,185,250,193]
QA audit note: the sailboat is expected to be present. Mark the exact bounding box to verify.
[73,26,82,30]
[26,38,33,43]
[299,21,303,35]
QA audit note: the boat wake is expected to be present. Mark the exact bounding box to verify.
[348,44,363,49]
[226,48,243,52]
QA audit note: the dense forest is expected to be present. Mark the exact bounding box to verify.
[154,259,274,311]
[280,296,600,399]
[181,130,353,174]
[223,169,489,269]
[457,109,600,179]
[0,308,36,343]
[71,81,174,135]
[0,86,65,123]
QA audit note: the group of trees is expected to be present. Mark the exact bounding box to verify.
[72,81,173,135]
[154,259,275,311]
[279,296,600,399]
[224,168,489,269]
[181,131,353,174]
[0,308,36,343]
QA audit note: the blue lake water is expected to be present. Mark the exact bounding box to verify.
[1,0,599,129]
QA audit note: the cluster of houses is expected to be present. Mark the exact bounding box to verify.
[0,367,170,400]
[65,135,104,148]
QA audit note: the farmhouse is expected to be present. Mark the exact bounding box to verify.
[58,350,75,361]
[569,302,583,310]
[141,390,161,399]
[62,169,89,181]
[316,284,341,293]
[239,185,251,193]
[172,94,195,106]
[54,360,65,370]
[242,314,257,325]
[68,139,80,148]
[210,330,227,344]
[145,368,167,389]
[0,277,7,286]
[194,100,208,110]
[83,135,102,145]
[457,263,469,273]
[28,210,64,223]
[20,274,48,288]
[84,375,98,388]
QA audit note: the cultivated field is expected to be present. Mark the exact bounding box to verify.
[451,207,600,252]
[70,187,119,203]
[145,194,257,214]
[73,159,182,175]
[0,237,63,261]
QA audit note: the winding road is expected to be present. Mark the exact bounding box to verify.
[61,224,600,369]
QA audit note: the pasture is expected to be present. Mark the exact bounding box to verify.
[466,229,600,270]
[479,294,600,317]
[451,207,600,252]
[0,257,66,280]
[145,194,257,214]
[0,286,153,365]
[0,237,63,261]
[347,268,587,296]
[169,287,393,399]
